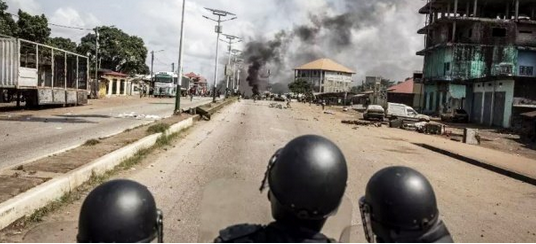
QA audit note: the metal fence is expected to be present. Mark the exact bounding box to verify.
[0,36,89,90]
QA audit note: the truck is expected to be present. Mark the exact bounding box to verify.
[0,35,89,107]
[386,103,430,122]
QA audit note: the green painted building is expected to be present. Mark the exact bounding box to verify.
[417,0,536,128]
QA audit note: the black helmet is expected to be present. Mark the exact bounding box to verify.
[77,179,163,243]
[359,166,453,243]
[260,135,348,225]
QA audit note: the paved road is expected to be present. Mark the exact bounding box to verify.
[0,97,212,170]
[3,100,536,242]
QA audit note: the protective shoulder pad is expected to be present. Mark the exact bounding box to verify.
[215,224,264,243]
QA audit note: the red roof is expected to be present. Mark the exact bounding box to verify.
[102,71,128,78]
[388,79,414,94]
[185,72,198,78]
[185,72,207,83]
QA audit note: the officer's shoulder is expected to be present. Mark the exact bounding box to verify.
[215,224,265,243]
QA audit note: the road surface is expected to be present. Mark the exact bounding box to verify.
[2,100,536,242]
[0,97,212,170]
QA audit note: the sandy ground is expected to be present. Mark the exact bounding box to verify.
[0,96,213,170]
[1,100,536,243]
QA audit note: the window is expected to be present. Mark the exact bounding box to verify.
[444,62,451,76]
[520,66,534,76]
[492,28,507,37]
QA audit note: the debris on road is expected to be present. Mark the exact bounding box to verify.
[324,110,335,115]
[342,120,382,127]
[117,112,162,120]
[269,103,288,109]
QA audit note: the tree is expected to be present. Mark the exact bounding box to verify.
[288,79,311,96]
[16,9,50,43]
[47,37,77,53]
[78,26,149,75]
[0,0,17,36]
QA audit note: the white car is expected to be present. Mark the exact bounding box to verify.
[386,103,430,122]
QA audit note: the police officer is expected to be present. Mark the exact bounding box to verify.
[215,135,348,243]
[77,179,164,243]
[359,166,453,243]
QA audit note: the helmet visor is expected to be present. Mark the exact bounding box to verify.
[359,197,375,243]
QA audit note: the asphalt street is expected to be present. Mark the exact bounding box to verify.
[3,100,536,242]
[0,97,212,170]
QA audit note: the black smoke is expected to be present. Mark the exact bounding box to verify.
[242,0,410,94]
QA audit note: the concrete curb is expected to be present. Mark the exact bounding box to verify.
[0,117,195,230]
[414,143,536,186]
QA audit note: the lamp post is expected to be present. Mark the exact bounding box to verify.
[174,0,186,114]
[203,8,237,103]
[231,49,242,93]
[220,34,241,98]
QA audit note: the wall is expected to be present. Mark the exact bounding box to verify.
[424,45,518,81]
[516,23,536,47]
[413,82,424,111]
[424,84,438,113]
[324,71,352,92]
[472,79,514,128]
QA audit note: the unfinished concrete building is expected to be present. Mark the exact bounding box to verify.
[417,0,536,129]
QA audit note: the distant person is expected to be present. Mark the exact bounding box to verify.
[321,100,326,110]
[190,92,194,102]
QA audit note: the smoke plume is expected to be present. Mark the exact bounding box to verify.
[241,0,422,95]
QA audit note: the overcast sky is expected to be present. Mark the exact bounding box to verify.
[5,0,427,84]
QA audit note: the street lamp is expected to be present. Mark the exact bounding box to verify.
[231,49,242,93]
[220,34,241,98]
[203,7,237,103]
[175,0,186,114]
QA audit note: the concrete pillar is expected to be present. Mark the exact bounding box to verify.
[506,2,510,19]
[466,2,470,17]
[123,80,127,95]
[115,79,120,95]
[447,2,451,17]
[452,0,458,42]
[107,79,112,96]
[515,0,520,21]
[473,0,478,17]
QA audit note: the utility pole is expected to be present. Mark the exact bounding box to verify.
[175,0,186,114]
[150,50,164,87]
[172,63,175,73]
[151,50,154,84]
[220,34,241,98]
[94,28,99,99]
[203,8,237,103]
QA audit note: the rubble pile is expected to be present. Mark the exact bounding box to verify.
[269,103,287,109]
[342,120,382,127]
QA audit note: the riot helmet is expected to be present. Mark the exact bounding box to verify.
[77,179,163,243]
[359,166,453,243]
[260,135,348,230]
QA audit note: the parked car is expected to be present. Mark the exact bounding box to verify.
[441,109,469,123]
[386,103,430,122]
[363,105,385,121]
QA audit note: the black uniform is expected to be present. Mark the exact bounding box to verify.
[215,222,335,243]
[216,135,348,243]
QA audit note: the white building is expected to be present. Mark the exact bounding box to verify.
[294,58,355,93]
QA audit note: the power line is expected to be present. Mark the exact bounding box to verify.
[8,12,93,31]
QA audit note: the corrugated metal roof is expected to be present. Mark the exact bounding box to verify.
[294,58,355,74]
